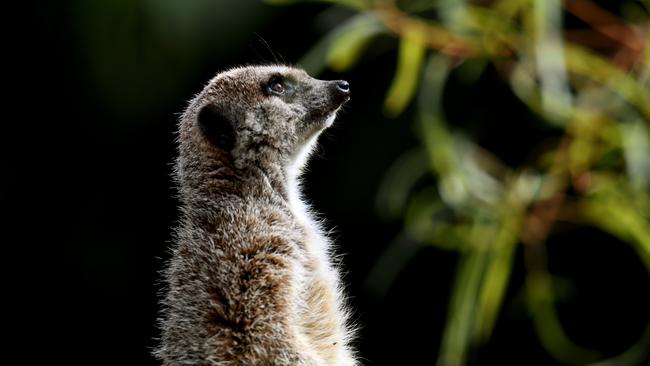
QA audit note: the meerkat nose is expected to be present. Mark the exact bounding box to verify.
[336,80,350,93]
[332,80,350,105]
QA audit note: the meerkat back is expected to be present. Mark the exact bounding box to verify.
[156,65,357,365]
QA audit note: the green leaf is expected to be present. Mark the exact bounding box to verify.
[474,208,522,342]
[565,44,650,120]
[526,267,602,364]
[533,0,573,124]
[326,13,384,71]
[418,54,456,175]
[298,13,379,75]
[438,213,498,366]
[383,26,427,116]
[375,147,429,220]
[620,121,650,191]
[581,180,650,270]
[403,188,472,251]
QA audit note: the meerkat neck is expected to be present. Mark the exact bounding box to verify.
[285,135,320,224]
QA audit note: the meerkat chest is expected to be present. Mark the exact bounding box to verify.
[288,198,332,270]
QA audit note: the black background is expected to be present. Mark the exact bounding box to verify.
[8,1,649,365]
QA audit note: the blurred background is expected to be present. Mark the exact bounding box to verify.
[13,0,649,365]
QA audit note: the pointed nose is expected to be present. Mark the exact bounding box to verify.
[336,80,350,93]
[332,80,350,104]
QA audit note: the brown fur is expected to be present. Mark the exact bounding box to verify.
[156,65,357,365]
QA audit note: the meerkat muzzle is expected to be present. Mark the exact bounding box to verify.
[333,80,350,105]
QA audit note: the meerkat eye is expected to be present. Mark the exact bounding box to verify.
[271,81,284,94]
[266,76,285,96]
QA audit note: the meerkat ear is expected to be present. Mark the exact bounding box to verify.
[197,104,236,151]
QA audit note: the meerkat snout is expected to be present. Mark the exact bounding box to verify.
[334,80,350,94]
[329,79,350,107]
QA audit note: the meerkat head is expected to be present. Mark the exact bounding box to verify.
[183,65,349,177]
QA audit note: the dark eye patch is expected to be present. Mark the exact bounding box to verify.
[264,74,297,98]
[264,75,284,96]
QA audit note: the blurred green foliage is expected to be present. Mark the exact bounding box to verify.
[271,0,649,365]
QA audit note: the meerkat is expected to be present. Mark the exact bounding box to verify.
[156,65,357,365]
